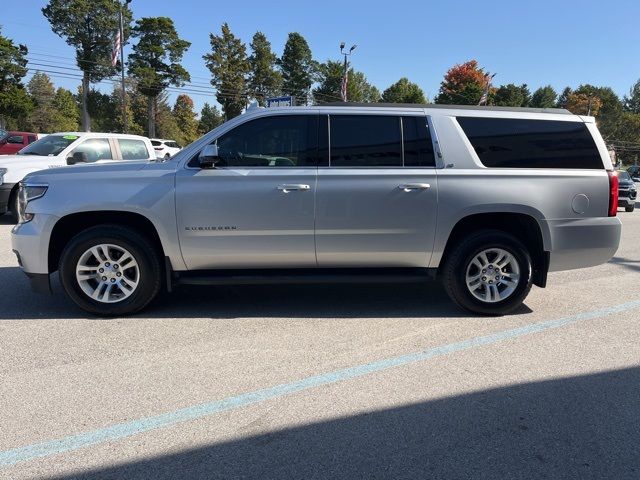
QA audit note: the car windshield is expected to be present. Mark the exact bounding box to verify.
[18,134,80,156]
[618,171,631,180]
[0,129,7,141]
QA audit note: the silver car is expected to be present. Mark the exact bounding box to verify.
[11,104,621,316]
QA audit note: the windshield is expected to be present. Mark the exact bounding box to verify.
[618,171,631,181]
[18,134,80,156]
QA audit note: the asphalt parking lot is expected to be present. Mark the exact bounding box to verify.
[1,209,639,480]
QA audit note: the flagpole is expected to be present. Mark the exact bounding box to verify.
[339,42,357,102]
[119,0,129,133]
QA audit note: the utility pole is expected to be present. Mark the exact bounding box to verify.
[119,0,131,133]
[339,42,357,102]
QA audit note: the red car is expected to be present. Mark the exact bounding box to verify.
[0,131,39,155]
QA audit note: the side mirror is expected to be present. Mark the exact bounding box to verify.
[199,144,220,169]
[67,151,89,165]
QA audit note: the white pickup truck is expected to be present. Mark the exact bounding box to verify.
[0,132,155,220]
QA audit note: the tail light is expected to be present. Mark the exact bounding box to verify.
[608,170,619,217]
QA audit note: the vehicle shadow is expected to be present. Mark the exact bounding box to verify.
[608,256,640,274]
[0,215,15,226]
[48,367,640,480]
[0,267,532,320]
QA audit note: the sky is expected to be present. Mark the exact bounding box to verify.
[3,0,639,115]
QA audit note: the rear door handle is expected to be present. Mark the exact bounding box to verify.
[399,183,431,192]
[277,184,311,193]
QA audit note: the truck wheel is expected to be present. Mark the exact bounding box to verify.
[442,230,533,315]
[625,205,635,212]
[59,225,162,316]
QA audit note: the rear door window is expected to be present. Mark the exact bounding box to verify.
[457,117,603,169]
[330,115,402,167]
[402,116,436,167]
[118,139,151,160]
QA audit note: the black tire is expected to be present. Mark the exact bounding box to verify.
[442,229,533,315]
[625,205,635,212]
[59,225,162,316]
[8,187,19,223]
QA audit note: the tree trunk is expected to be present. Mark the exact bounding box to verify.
[147,95,156,138]
[81,71,91,132]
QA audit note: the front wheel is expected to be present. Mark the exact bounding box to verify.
[625,205,635,212]
[442,230,533,315]
[59,225,162,316]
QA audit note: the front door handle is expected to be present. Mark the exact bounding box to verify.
[277,184,311,193]
[399,183,431,192]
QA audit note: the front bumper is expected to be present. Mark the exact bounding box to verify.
[0,183,15,214]
[545,216,622,272]
[11,214,59,294]
[618,194,636,207]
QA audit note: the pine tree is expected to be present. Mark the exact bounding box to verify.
[52,88,80,131]
[199,103,224,134]
[0,27,32,130]
[557,87,572,108]
[623,79,640,114]
[313,60,379,104]
[128,17,191,137]
[279,32,315,105]
[493,84,531,107]
[203,23,249,120]
[248,32,282,105]
[381,78,427,104]
[530,86,558,108]
[27,72,57,132]
[173,94,199,145]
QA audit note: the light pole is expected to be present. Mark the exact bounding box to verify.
[119,0,131,133]
[340,42,357,102]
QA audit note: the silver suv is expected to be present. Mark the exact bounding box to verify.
[11,104,622,316]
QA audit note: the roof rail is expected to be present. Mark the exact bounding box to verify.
[320,102,572,115]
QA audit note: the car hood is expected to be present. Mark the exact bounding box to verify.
[23,160,174,184]
[0,154,61,169]
[619,179,635,188]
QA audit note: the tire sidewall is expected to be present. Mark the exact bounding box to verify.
[59,229,159,316]
[448,232,532,315]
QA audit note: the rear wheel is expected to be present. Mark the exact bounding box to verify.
[625,205,635,212]
[59,225,162,316]
[442,230,533,315]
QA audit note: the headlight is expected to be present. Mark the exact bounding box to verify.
[0,168,6,186]
[17,182,48,224]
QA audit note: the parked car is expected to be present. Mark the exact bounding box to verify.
[0,131,40,155]
[627,165,640,182]
[0,132,155,220]
[11,104,621,316]
[617,170,637,212]
[150,138,181,160]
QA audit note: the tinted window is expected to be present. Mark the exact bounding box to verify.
[18,134,78,156]
[216,115,317,167]
[27,135,37,143]
[70,138,113,162]
[151,140,162,146]
[403,116,435,167]
[330,115,402,167]
[119,139,150,160]
[618,171,631,181]
[7,135,24,144]
[457,117,603,169]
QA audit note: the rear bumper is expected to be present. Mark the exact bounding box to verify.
[545,217,622,272]
[0,183,15,214]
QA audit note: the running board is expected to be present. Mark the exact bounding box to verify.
[172,267,437,287]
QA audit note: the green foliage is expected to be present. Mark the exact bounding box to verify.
[27,72,57,132]
[53,88,80,131]
[204,23,250,120]
[381,77,427,104]
[154,93,182,141]
[43,0,132,130]
[557,87,572,108]
[493,83,531,107]
[199,103,224,134]
[530,86,557,108]
[279,32,315,104]
[129,17,191,136]
[173,94,199,145]
[247,32,282,105]
[84,88,114,132]
[623,79,640,114]
[0,27,28,90]
[0,85,33,130]
[435,60,488,105]
[313,60,380,104]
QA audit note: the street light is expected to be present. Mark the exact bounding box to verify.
[339,42,357,102]
[119,0,132,133]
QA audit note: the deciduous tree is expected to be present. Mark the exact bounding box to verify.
[623,79,640,114]
[380,77,426,104]
[435,60,489,105]
[128,17,191,138]
[52,88,80,131]
[493,83,530,107]
[204,23,250,120]
[173,94,199,145]
[0,28,32,129]
[43,0,132,131]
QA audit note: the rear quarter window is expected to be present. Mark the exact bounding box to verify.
[457,117,603,169]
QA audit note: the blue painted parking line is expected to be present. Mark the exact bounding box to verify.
[2,299,640,468]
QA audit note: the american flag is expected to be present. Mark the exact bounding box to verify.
[111,29,122,67]
[478,91,488,106]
